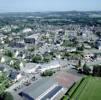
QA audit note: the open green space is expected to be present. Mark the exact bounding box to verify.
[63,76,101,100]
[0,74,11,94]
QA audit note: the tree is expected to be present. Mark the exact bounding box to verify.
[0,92,13,100]
[0,73,10,94]
[81,44,85,51]
[43,56,50,62]
[93,65,101,77]
[76,59,81,68]
[28,47,35,52]
[13,61,20,70]
[32,55,42,63]
[41,70,55,76]
[95,31,101,37]
[77,59,81,68]
[43,54,52,63]
[77,44,84,51]
[10,60,20,70]
[5,50,13,58]
[83,63,91,75]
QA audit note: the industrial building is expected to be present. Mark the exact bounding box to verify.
[18,72,81,100]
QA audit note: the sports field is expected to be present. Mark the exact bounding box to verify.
[63,76,101,100]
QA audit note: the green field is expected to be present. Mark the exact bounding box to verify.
[63,77,101,100]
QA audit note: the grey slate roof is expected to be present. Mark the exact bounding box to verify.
[19,77,56,99]
[0,64,10,71]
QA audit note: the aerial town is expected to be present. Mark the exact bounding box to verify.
[0,11,101,100]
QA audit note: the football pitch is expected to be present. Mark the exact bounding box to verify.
[63,76,101,100]
[71,77,101,100]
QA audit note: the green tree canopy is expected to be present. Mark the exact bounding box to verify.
[32,54,42,63]
[83,63,91,75]
[0,92,13,100]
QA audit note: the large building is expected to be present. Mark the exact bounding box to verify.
[9,42,25,48]
[18,72,81,100]
[37,59,68,73]
[24,34,39,44]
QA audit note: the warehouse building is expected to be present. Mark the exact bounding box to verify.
[19,72,81,100]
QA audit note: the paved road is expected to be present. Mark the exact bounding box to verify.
[6,72,41,100]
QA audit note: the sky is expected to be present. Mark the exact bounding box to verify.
[0,0,100,13]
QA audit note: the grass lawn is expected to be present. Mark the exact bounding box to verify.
[71,77,101,100]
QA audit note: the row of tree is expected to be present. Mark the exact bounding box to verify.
[32,53,54,63]
[78,61,101,77]
[93,65,101,77]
